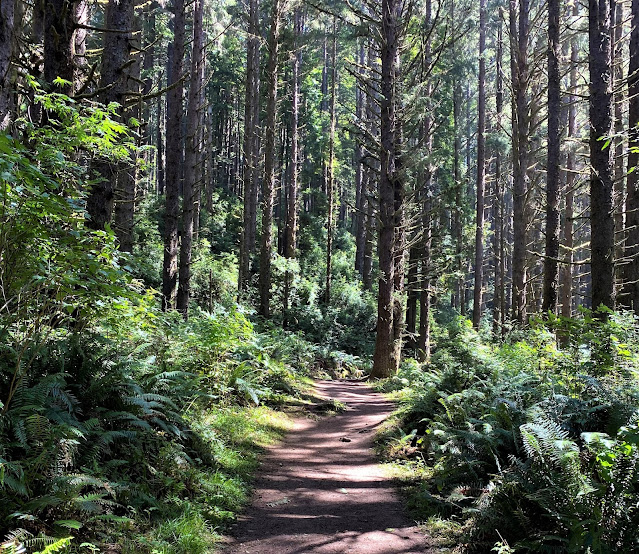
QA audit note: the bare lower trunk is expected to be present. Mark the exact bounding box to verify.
[372,0,404,379]
[259,0,283,318]
[86,0,135,232]
[0,0,14,130]
[162,0,185,311]
[453,81,463,312]
[493,10,504,335]
[589,0,615,313]
[472,0,487,329]
[74,1,88,91]
[239,0,261,293]
[362,170,374,291]
[325,20,337,305]
[176,0,205,318]
[613,0,625,265]
[284,8,301,327]
[622,0,639,310]
[405,247,418,346]
[543,0,561,313]
[44,0,77,94]
[561,4,578,318]
[355,42,366,273]
[510,0,530,324]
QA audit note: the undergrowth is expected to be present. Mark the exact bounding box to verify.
[377,310,639,553]
[0,295,313,553]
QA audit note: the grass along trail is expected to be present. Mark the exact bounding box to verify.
[222,380,432,554]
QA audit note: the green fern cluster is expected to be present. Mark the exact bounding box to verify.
[0,334,193,541]
[390,312,639,553]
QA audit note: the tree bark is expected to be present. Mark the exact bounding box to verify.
[362,42,377,292]
[162,0,185,311]
[113,13,141,253]
[325,19,338,305]
[284,7,301,327]
[176,0,205,318]
[0,0,14,130]
[453,80,463,311]
[543,0,561,313]
[259,0,283,318]
[472,0,487,329]
[510,0,530,324]
[418,0,433,361]
[493,8,505,336]
[157,94,165,194]
[623,0,639,310]
[239,0,261,293]
[589,0,616,313]
[74,1,88,90]
[355,42,366,274]
[613,0,625,265]
[372,0,404,379]
[362,173,375,292]
[561,1,579,318]
[405,246,418,346]
[86,0,136,232]
[44,0,78,94]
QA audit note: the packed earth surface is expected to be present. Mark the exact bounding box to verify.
[223,380,432,553]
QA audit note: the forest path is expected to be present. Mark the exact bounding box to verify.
[222,380,432,554]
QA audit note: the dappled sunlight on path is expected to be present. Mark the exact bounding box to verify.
[222,380,431,553]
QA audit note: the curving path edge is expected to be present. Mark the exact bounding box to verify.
[222,380,432,554]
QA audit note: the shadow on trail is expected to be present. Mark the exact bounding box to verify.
[223,380,432,554]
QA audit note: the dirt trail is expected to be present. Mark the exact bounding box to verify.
[223,380,431,554]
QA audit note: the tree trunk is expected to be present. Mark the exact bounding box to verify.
[543,0,561,313]
[162,0,185,311]
[405,247,418,345]
[473,0,487,329]
[510,0,530,324]
[176,0,205,318]
[362,42,377,292]
[259,0,283,318]
[114,13,141,253]
[372,0,404,379]
[0,0,14,130]
[355,41,366,273]
[623,0,639,310]
[613,0,625,264]
[44,0,78,94]
[362,170,374,291]
[86,0,135,232]
[418,207,432,361]
[157,94,165,194]
[239,0,261,293]
[325,19,337,305]
[418,0,433,360]
[74,1,88,91]
[418,131,433,361]
[284,7,301,327]
[561,1,579,318]
[493,8,504,336]
[453,81,463,311]
[589,0,616,313]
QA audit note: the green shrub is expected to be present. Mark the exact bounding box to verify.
[383,312,639,552]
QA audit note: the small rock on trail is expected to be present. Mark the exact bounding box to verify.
[222,380,432,554]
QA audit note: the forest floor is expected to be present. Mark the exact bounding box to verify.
[221,380,432,554]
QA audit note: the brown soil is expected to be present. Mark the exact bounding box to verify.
[222,380,432,553]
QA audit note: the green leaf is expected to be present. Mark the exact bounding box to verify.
[54,520,83,530]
